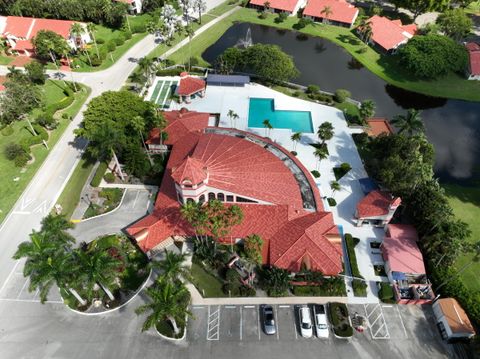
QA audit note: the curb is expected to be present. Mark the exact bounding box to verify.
[155,318,188,342]
[62,268,153,316]
[73,189,127,223]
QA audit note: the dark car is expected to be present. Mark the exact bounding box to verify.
[262,305,276,335]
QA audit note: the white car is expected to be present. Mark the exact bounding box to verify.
[299,305,313,338]
[313,304,329,338]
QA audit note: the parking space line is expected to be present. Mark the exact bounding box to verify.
[257,306,261,340]
[192,306,205,309]
[240,306,243,341]
[0,261,20,296]
[395,306,408,338]
[244,305,255,308]
[293,307,298,339]
[16,278,29,299]
[279,305,290,308]
[131,190,140,209]
[274,305,279,340]
[33,288,40,300]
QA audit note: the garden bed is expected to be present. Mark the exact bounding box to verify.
[328,302,353,338]
[83,188,124,219]
[156,316,186,340]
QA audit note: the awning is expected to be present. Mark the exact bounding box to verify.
[392,271,406,280]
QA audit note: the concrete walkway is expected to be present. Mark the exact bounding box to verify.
[69,188,154,244]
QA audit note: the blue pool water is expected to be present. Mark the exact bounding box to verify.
[248,98,313,133]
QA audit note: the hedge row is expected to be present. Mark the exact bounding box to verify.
[344,233,361,278]
[378,282,395,303]
[44,86,75,119]
[291,282,346,297]
[90,162,109,187]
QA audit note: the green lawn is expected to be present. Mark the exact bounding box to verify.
[0,81,90,224]
[444,184,480,292]
[0,55,13,65]
[465,1,480,14]
[190,262,227,297]
[167,7,480,102]
[55,157,95,220]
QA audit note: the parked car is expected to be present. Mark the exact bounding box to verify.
[262,305,276,335]
[313,304,329,338]
[299,305,313,338]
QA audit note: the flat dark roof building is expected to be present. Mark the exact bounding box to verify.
[207,74,250,87]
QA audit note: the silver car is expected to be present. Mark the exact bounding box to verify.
[262,305,276,335]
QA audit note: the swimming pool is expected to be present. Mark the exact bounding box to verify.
[248,98,313,133]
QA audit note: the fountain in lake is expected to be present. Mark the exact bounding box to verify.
[237,27,253,48]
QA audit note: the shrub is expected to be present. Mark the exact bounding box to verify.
[1,125,14,136]
[352,279,367,297]
[4,143,25,161]
[292,91,302,97]
[106,39,117,52]
[258,12,268,19]
[357,46,368,54]
[335,89,351,103]
[130,23,146,33]
[156,68,184,76]
[239,285,256,297]
[19,125,48,151]
[306,84,320,94]
[345,233,362,278]
[275,12,288,23]
[123,30,132,40]
[327,197,336,206]
[311,170,320,178]
[99,188,123,208]
[114,34,125,46]
[104,172,115,183]
[96,38,105,44]
[91,162,109,187]
[35,114,57,129]
[291,150,297,156]
[329,302,353,337]
[378,282,395,303]
[14,154,30,167]
[225,268,240,283]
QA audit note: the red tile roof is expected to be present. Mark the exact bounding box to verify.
[466,42,480,76]
[303,0,359,26]
[12,39,33,52]
[249,0,300,13]
[2,16,74,40]
[366,118,394,137]
[382,224,425,274]
[171,157,208,185]
[356,190,400,218]
[128,109,342,273]
[367,15,417,51]
[177,74,206,96]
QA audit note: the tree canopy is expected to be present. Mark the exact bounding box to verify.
[436,9,473,41]
[390,0,449,18]
[32,30,70,62]
[216,44,299,82]
[397,34,468,79]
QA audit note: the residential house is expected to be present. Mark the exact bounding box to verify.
[303,0,359,28]
[0,16,90,57]
[466,42,480,80]
[248,0,304,16]
[433,298,476,341]
[177,72,206,104]
[127,109,344,275]
[381,224,434,304]
[362,15,417,53]
[114,0,143,14]
[365,118,394,137]
[355,190,401,227]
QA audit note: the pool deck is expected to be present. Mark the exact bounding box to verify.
[169,82,388,304]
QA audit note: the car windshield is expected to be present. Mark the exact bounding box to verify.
[265,313,274,321]
[318,324,328,329]
[302,321,312,329]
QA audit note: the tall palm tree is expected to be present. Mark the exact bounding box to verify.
[86,23,100,58]
[75,247,122,302]
[391,109,425,136]
[227,109,239,128]
[152,250,191,282]
[317,121,334,144]
[321,5,332,24]
[138,57,156,86]
[330,180,341,197]
[314,146,328,170]
[263,119,273,137]
[358,20,373,44]
[193,0,207,24]
[185,25,195,71]
[291,131,302,151]
[135,278,192,334]
[71,23,92,66]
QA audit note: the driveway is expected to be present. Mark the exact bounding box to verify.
[68,189,153,244]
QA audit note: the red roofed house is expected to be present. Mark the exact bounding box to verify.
[355,190,401,227]
[303,0,359,28]
[0,16,91,57]
[433,298,476,341]
[177,72,206,104]
[249,0,303,15]
[381,224,433,304]
[466,42,480,81]
[127,109,343,275]
[114,0,143,14]
[365,118,394,137]
[363,15,417,53]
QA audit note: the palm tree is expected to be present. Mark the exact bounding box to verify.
[317,121,334,144]
[138,57,156,86]
[135,278,192,334]
[321,5,332,24]
[359,20,373,44]
[263,119,273,137]
[227,109,239,128]
[71,23,92,66]
[330,180,341,197]
[86,23,100,59]
[185,25,195,71]
[75,247,122,302]
[129,71,145,92]
[152,250,191,282]
[193,0,207,24]
[314,146,328,170]
[291,132,302,151]
[391,109,425,136]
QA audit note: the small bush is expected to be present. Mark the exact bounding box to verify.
[258,12,268,19]
[123,30,132,40]
[306,84,320,94]
[352,279,367,297]
[14,154,30,167]
[131,23,146,33]
[35,114,57,129]
[239,285,256,297]
[96,38,105,44]
[357,46,368,54]
[114,34,125,46]
[1,125,14,136]
[275,12,288,23]
[225,268,240,283]
[291,150,297,156]
[311,170,320,178]
[378,282,395,303]
[106,39,117,52]
[327,197,336,206]
[335,89,351,103]
[4,143,25,161]
[104,172,115,183]
[292,91,302,97]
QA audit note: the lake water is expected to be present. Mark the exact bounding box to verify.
[202,23,480,185]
